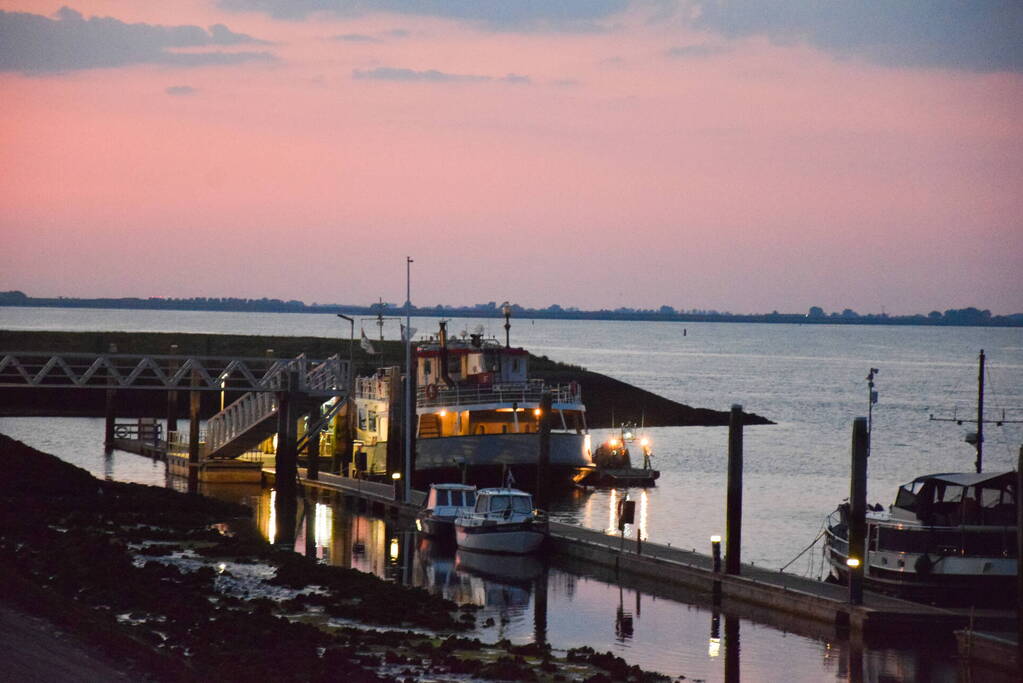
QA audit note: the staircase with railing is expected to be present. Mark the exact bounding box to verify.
[203,354,348,460]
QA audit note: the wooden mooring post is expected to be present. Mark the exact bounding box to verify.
[848,417,868,606]
[166,345,179,438]
[1017,445,1022,668]
[307,403,321,481]
[725,404,743,575]
[536,392,553,510]
[103,344,117,451]
[275,370,300,547]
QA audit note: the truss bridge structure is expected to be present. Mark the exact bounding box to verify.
[0,352,349,398]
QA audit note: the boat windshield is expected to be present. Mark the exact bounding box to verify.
[431,489,476,507]
[483,495,533,514]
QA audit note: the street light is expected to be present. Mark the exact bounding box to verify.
[501,301,512,348]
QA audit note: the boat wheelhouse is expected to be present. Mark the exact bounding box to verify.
[824,471,1018,602]
[351,321,592,488]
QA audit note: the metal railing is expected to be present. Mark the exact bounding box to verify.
[0,351,348,395]
[416,379,581,410]
[204,391,278,456]
[354,375,392,401]
[202,354,347,458]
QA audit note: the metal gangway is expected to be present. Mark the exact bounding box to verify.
[0,350,350,459]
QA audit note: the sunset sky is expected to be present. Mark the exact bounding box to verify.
[2,2,1021,314]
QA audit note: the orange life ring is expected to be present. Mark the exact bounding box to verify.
[425,384,438,400]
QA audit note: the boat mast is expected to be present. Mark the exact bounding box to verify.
[975,349,984,473]
[930,349,1022,473]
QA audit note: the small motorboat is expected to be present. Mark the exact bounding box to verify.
[574,424,659,487]
[454,488,548,554]
[417,483,477,540]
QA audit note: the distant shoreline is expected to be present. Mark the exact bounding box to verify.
[2,294,1020,328]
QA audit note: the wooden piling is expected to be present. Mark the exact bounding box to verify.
[166,345,178,438]
[307,403,321,481]
[274,370,300,547]
[1017,445,1022,668]
[723,613,740,683]
[536,392,553,509]
[104,343,117,450]
[188,370,200,465]
[849,417,868,606]
[725,404,743,575]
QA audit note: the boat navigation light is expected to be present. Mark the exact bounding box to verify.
[391,472,401,480]
[640,437,650,448]
[533,408,542,417]
[608,438,619,448]
[438,409,448,417]
[846,558,861,568]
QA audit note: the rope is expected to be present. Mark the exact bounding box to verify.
[780,526,826,573]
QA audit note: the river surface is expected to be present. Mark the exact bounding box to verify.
[2,306,1021,681]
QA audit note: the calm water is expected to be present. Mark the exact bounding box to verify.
[2,306,1021,681]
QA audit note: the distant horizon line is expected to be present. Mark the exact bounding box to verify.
[1,291,1020,327]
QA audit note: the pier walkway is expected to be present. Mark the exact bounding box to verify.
[266,469,1006,641]
[546,522,993,639]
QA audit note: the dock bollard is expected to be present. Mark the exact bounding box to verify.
[711,535,723,604]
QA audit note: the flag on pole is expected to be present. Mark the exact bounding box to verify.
[360,328,376,354]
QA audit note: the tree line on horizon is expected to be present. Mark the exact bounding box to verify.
[1,290,1020,327]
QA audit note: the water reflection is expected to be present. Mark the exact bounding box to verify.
[224,484,973,681]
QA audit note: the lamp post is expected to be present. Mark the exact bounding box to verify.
[866,368,878,457]
[501,301,512,348]
[404,256,413,502]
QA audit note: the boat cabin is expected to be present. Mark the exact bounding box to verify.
[425,484,477,512]
[474,489,535,516]
[890,471,1016,526]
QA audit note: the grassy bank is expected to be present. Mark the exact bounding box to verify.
[0,330,771,427]
[0,432,676,681]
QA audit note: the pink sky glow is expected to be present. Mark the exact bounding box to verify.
[1,1,1021,314]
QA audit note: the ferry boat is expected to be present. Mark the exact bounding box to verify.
[351,320,592,488]
[417,483,477,541]
[454,488,548,554]
[823,471,1018,602]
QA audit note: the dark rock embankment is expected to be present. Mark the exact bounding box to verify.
[0,432,674,681]
[0,329,772,427]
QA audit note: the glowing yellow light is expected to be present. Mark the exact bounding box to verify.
[389,537,399,561]
[710,535,722,544]
[439,409,447,417]
[391,472,401,480]
[846,557,861,568]
[533,408,542,417]
[708,637,721,658]
[608,438,619,448]
[640,437,650,447]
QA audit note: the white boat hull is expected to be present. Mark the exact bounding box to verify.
[455,523,546,554]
